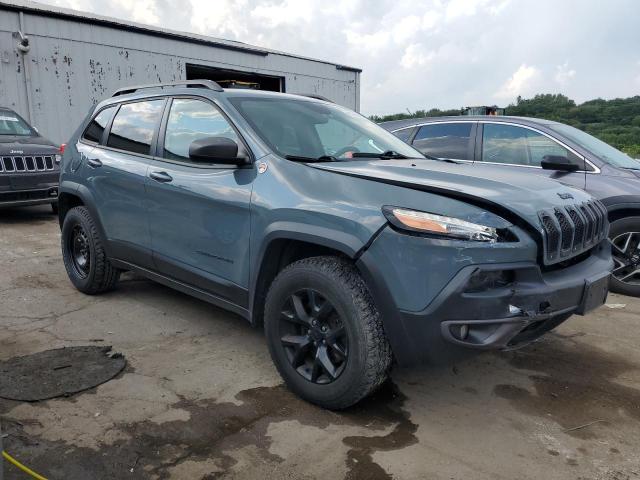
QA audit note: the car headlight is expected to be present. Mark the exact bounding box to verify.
[383,206,499,242]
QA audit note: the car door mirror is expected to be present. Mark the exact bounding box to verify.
[541,155,581,172]
[189,137,249,165]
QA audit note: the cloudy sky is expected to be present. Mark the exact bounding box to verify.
[49,0,640,115]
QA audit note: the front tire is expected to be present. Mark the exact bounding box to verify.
[264,256,392,409]
[61,206,120,294]
[609,216,640,297]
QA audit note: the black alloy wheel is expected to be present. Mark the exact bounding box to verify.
[69,224,91,279]
[279,288,348,384]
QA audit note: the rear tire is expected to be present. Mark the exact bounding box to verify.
[609,216,640,297]
[264,256,392,409]
[61,206,120,294]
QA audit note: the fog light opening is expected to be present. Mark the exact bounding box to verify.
[465,269,515,293]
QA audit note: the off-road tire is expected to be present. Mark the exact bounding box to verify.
[609,216,640,297]
[264,256,392,409]
[61,206,120,294]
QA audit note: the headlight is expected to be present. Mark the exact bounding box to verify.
[383,206,499,242]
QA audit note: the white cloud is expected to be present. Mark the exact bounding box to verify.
[391,15,422,43]
[494,64,541,100]
[555,62,576,86]
[400,43,434,68]
[251,0,313,27]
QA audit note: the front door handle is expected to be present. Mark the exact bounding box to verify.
[86,158,102,168]
[149,171,173,183]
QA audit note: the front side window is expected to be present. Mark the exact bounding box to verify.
[163,99,238,161]
[0,111,34,136]
[482,123,582,167]
[412,123,474,160]
[228,97,422,160]
[83,106,116,144]
[107,100,164,155]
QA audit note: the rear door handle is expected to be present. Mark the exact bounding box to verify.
[149,171,173,183]
[86,158,102,168]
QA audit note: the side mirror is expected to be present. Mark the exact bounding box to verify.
[189,136,248,165]
[541,155,581,172]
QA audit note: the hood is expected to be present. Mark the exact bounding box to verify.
[0,135,58,155]
[310,159,593,228]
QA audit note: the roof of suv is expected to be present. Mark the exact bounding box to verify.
[380,115,561,131]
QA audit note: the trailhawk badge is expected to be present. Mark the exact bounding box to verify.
[557,192,574,200]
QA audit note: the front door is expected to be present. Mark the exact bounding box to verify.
[145,97,255,308]
[474,122,587,189]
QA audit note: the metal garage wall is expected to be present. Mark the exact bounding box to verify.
[0,3,360,145]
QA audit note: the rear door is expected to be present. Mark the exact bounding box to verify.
[85,98,166,267]
[474,122,587,189]
[145,96,254,308]
[410,122,476,162]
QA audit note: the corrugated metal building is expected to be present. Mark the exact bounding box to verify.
[0,0,361,144]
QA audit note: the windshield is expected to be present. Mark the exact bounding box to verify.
[228,96,423,160]
[550,123,640,170]
[0,111,34,136]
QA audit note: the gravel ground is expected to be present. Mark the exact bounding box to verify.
[1,205,639,480]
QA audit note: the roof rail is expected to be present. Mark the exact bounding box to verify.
[112,79,224,97]
[297,93,333,103]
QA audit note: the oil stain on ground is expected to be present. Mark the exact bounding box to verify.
[494,332,640,439]
[0,381,417,480]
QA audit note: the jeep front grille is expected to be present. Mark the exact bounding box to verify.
[539,200,608,264]
[0,156,55,173]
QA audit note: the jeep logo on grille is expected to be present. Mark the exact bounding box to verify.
[557,192,574,200]
[10,150,24,154]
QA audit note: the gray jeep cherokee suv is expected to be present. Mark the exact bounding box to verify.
[58,81,612,408]
[0,107,61,212]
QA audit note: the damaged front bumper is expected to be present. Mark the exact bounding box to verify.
[356,226,613,366]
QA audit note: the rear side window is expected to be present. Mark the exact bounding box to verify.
[82,106,116,144]
[412,123,474,160]
[163,98,238,161]
[107,100,164,155]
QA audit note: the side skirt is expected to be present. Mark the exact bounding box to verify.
[109,258,251,321]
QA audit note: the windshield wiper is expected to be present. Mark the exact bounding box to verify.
[351,150,410,160]
[285,154,338,163]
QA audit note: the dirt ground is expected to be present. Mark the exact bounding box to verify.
[1,205,639,480]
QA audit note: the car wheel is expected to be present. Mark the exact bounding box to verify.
[61,206,120,294]
[609,216,640,297]
[264,256,392,409]
[51,202,58,214]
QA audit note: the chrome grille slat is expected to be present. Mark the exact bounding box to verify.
[539,200,609,264]
[0,155,55,173]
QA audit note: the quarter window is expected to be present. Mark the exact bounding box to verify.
[83,106,116,144]
[106,100,164,155]
[393,127,415,143]
[412,123,474,160]
[482,123,582,167]
[163,99,238,161]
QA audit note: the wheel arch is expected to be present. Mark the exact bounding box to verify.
[58,182,110,256]
[249,226,371,326]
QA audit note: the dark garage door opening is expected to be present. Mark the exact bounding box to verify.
[186,64,284,92]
